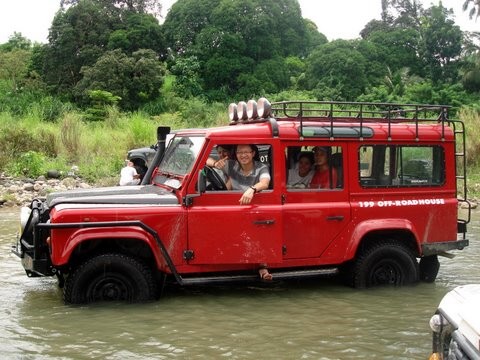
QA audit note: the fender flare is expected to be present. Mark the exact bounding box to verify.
[61,227,155,262]
[38,220,183,284]
[344,218,420,261]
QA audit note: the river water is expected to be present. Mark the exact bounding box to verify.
[1,207,478,360]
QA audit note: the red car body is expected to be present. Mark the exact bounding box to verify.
[14,100,470,303]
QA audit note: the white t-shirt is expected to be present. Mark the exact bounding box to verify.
[287,166,314,188]
[119,166,140,186]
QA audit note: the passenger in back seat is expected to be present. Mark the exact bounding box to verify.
[287,151,314,188]
[310,146,338,189]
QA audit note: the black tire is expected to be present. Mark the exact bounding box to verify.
[352,240,419,288]
[419,255,440,283]
[64,253,157,304]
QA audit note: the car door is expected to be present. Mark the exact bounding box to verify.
[186,143,283,265]
[283,142,351,260]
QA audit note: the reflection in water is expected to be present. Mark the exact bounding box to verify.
[1,207,479,359]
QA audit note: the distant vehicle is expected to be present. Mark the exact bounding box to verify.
[127,145,156,168]
[429,284,480,360]
[13,98,471,304]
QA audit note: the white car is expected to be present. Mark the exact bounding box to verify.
[429,284,480,359]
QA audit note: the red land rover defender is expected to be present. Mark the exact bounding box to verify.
[13,99,470,304]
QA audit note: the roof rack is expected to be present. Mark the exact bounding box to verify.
[271,100,450,122]
[271,100,453,142]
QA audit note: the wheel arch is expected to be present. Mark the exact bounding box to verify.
[54,227,161,272]
[45,220,183,285]
[346,220,421,262]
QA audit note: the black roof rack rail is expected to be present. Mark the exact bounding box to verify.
[271,100,453,142]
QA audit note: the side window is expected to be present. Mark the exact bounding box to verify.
[286,145,343,190]
[359,145,444,187]
[207,143,273,191]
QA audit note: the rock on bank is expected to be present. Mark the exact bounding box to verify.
[0,173,91,207]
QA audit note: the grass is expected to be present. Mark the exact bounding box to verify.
[0,100,229,184]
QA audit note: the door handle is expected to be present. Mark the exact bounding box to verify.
[326,215,344,221]
[253,220,276,225]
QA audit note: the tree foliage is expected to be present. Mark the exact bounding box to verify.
[75,49,165,110]
[305,40,369,100]
[60,0,163,17]
[163,0,314,99]
[0,0,477,115]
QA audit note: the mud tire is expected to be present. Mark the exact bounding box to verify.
[352,240,419,288]
[64,253,157,304]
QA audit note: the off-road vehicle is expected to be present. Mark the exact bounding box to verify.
[13,98,470,304]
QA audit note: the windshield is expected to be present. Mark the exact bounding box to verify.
[153,135,205,188]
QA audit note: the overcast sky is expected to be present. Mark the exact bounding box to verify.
[0,0,478,44]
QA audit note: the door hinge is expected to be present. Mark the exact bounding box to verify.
[183,249,194,260]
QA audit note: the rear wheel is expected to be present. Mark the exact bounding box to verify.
[419,255,440,283]
[64,253,157,304]
[352,240,419,288]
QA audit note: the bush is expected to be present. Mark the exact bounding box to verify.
[6,151,46,178]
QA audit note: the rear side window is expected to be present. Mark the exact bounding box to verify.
[359,145,444,187]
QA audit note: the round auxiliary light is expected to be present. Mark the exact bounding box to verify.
[237,101,248,121]
[247,100,258,119]
[257,97,271,118]
[228,103,238,122]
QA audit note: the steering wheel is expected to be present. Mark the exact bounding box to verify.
[204,166,227,190]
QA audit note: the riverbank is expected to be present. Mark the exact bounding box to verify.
[0,173,91,207]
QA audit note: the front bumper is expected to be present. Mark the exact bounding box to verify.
[11,200,54,277]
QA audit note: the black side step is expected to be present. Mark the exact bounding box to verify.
[178,268,339,285]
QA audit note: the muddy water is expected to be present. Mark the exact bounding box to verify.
[1,207,479,359]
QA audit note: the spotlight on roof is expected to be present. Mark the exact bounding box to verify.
[237,101,248,121]
[228,103,238,122]
[257,97,271,118]
[247,100,258,119]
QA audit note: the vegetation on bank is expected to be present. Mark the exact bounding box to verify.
[0,91,229,185]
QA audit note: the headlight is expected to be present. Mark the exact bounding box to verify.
[430,313,449,333]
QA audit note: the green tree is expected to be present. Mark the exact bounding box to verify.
[304,40,369,101]
[361,27,422,76]
[107,12,165,56]
[169,56,203,98]
[0,32,32,52]
[0,49,30,92]
[162,0,312,99]
[162,0,221,55]
[60,0,163,17]
[75,49,164,110]
[420,4,463,82]
[40,0,116,96]
[461,53,480,92]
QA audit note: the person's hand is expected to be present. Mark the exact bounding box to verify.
[239,187,255,205]
[214,156,229,169]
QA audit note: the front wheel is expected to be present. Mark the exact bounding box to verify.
[63,253,157,304]
[351,240,419,288]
